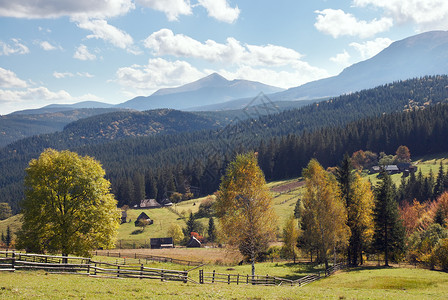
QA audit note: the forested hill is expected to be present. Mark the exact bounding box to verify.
[0,108,123,148]
[62,109,222,141]
[1,75,448,212]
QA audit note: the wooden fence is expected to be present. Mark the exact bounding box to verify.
[199,263,346,287]
[93,250,202,266]
[0,251,188,282]
[1,251,346,287]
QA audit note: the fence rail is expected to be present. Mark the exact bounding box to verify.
[93,250,202,266]
[199,263,346,287]
[0,251,187,282]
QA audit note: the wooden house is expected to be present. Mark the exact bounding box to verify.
[140,199,162,209]
[186,236,201,248]
[150,237,174,249]
[134,212,153,226]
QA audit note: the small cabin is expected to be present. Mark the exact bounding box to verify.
[134,212,153,226]
[140,199,162,209]
[186,236,202,248]
[150,237,174,249]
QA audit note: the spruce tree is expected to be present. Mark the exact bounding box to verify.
[434,162,445,199]
[207,217,216,242]
[373,172,405,266]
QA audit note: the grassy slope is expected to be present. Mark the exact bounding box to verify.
[1,267,447,299]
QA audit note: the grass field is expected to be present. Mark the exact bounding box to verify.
[1,266,447,299]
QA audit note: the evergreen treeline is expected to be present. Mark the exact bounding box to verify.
[2,76,448,212]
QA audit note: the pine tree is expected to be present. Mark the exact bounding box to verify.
[373,172,405,266]
[207,217,216,242]
[5,225,11,247]
[434,162,445,199]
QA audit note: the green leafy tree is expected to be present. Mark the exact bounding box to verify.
[215,152,277,277]
[301,159,350,269]
[373,172,405,266]
[0,203,12,220]
[16,149,120,258]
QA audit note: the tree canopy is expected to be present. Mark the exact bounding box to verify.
[17,148,119,257]
[301,159,350,269]
[215,152,277,276]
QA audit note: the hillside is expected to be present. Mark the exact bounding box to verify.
[0,108,124,148]
[62,109,222,141]
[1,76,448,212]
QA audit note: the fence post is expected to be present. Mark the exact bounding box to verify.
[117,265,120,278]
[161,269,164,281]
[87,258,91,275]
[237,274,239,285]
[183,270,188,283]
[199,269,203,284]
[140,264,144,280]
[94,262,97,276]
[246,274,249,284]
[212,270,215,283]
[228,274,230,285]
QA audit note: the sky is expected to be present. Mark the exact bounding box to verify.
[1,0,448,115]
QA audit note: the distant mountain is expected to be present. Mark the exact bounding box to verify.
[117,73,284,111]
[270,30,448,102]
[0,108,124,148]
[10,101,114,115]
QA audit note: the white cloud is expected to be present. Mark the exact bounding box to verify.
[0,39,29,55]
[73,44,96,61]
[76,18,134,50]
[0,0,134,19]
[144,29,304,67]
[0,87,71,103]
[330,50,351,67]
[115,58,205,91]
[350,37,393,59]
[197,0,240,23]
[315,9,393,38]
[136,0,192,21]
[53,72,74,79]
[0,67,27,88]
[53,71,95,78]
[39,41,59,51]
[77,72,94,78]
[354,0,448,31]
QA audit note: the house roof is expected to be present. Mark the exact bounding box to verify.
[136,212,151,221]
[140,199,162,208]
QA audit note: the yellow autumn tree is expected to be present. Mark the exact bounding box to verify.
[215,152,277,276]
[282,214,300,262]
[349,173,375,264]
[301,159,350,269]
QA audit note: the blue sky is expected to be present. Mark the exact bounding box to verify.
[0,0,447,114]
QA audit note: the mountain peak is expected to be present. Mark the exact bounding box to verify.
[153,73,229,97]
